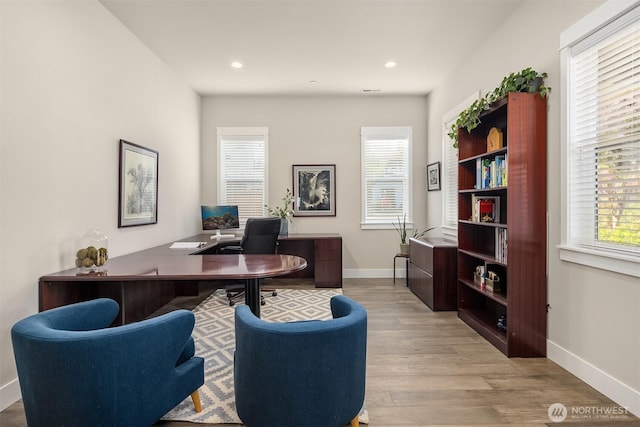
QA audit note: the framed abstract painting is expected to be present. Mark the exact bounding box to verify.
[292,164,336,217]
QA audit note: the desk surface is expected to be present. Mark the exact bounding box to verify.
[40,236,308,282]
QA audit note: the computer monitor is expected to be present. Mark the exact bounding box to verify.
[201,205,240,232]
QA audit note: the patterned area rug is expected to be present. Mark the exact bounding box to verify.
[161,287,344,424]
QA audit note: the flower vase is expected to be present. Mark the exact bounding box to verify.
[279,219,288,236]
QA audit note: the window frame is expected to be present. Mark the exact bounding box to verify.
[216,127,269,227]
[441,92,480,238]
[360,126,413,230]
[559,0,640,278]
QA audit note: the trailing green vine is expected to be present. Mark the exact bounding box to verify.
[448,67,551,147]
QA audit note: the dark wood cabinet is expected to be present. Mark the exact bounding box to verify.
[277,234,342,288]
[456,92,547,357]
[408,237,457,311]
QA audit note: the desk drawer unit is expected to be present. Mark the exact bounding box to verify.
[408,237,457,311]
[314,238,342,287]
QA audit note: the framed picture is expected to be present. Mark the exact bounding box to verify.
[292,164,336,216]
[427,161,441,191]
[118,139,158,227]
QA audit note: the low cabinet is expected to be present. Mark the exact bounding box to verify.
[408,237,457,311]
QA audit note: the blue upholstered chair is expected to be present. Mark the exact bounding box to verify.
[234,294,367,427]
[11,298,204,427]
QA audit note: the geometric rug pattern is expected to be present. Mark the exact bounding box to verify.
[161,287,343,424]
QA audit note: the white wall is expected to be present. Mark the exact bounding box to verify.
[0,1,201,410]
[201,95,431,276]
[426,0,639,416]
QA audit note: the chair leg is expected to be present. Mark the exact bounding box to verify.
[350,415,359,427]
[191,390,202,413]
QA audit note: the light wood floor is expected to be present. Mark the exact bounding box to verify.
[2,278,638,426]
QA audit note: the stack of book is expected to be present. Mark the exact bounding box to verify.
[495,228,508,263]
[476,155,507,189]
[471,195,500,223]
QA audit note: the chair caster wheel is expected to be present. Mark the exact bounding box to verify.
[229,301,235,306]
[272,291,277,296]
[261,300,266,306]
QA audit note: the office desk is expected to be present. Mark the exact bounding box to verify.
[191,232,343,287]
[39,244,307,324]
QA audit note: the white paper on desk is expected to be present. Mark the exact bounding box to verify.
[170,242,206,249]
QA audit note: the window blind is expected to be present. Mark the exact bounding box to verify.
[361,127,411,225]
[443,118,459,229]
[568,13,640,254]
[217,129,267,223]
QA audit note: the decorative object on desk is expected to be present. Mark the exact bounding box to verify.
[75,229,108,272]
[161,287,369,425]
[292,164,336,217]
[265,188,294,235]
[427,161,441,191]
[118,139,158,227]
[447,67,550,147]
[393,213,434,254]
[487,127,503,151]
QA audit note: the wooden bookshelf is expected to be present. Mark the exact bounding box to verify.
[456,92,547,357]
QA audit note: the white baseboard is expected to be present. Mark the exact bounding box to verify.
[547,340,640,417]
[343,268,399,279]
[0,378,21,412]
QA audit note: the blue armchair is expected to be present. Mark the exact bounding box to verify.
[234,294,367,427]
[11,298,204,427]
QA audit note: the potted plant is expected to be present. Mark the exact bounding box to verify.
[265,188,294,235]
[393,214,435,254]
[448,67,551,147]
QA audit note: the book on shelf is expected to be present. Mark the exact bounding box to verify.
[475,154,508,189]
[495,228,508,263]
[471,195,500,223]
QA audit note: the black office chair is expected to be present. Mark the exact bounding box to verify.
[220,217,281,306]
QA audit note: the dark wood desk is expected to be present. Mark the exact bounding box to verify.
[191,233,343,288]
[39,246,307,324]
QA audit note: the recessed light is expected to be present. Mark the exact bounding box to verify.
[309,80,318,84]
[361,89,383,93]
[231,61,243,69]
[385,61,397,68]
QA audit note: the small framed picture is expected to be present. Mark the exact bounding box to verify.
[118,139,158,227]
[427,161,441,191]
[292,164,336,216]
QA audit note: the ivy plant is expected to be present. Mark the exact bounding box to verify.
[448,67,551,147]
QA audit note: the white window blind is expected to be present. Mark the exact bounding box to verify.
[442,118,459,229]
[442,92,479,234]
[567,9,640,257]
[361,127,411,227]
[217,128,268,224]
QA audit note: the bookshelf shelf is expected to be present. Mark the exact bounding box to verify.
[456,92,547,358]
[459,278,507,305]
[458,220,507,229]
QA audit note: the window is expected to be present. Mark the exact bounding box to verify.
[442,92,480,235]
[361,127,412,228]
[560,1,640,277]
[217,127,268,225]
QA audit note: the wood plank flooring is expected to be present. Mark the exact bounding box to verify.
[1,278,638,426]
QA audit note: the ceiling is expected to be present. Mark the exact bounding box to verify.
[100,0,524,96]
